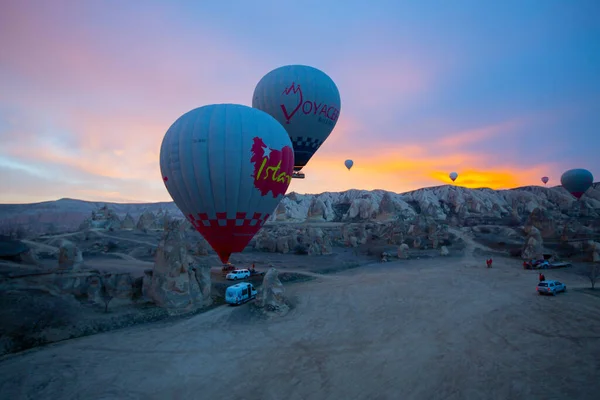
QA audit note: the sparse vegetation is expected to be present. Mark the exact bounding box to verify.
[100,275,114,313]
[581,263,599,290]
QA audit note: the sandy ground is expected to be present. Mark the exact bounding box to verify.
[1,254,600,400]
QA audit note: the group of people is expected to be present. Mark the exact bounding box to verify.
[483,258,548,282]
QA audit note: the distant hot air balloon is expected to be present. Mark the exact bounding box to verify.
[560,168,593,199]
[541,176,549,185]
[449,172,458,182]
[345,159,353,170]
[252,65,341,173]
[160,104,294,264]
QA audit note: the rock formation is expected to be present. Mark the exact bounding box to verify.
[121,213,136,230]
[0,236,39,265]
[397,243,410,259]
[255,267,289,315]
[521,226,544,260]
[144,220,211,314]
[136,210,160,231]
[2,184,600,266]
[587,241,600,262]
[78,205,122,231]
[57,240,83,270]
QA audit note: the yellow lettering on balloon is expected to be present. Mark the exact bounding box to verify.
[254,157,292,186]
[256,157,268,180]
[276,172,290,184]
[266,160,281,180]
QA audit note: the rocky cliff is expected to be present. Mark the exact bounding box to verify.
[1,184,599,246]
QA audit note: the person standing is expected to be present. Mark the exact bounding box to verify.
[539,272,546,282]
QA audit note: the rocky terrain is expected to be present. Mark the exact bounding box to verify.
[2,183,600,236]
[1,183,599,357]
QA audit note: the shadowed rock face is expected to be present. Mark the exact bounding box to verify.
[255,267,289,315]
[1,185,599,262]
[2,184,600,236]
[522,226,544,260]
[143,220,211,314]
[58,240,83,270]
[0,236,28,255]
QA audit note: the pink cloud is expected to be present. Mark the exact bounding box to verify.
[436,119,525,148]
[333,59,431,111]
[0,2,269,114]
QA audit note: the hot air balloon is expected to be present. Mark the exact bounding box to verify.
[560,168,593,199]
[345,159,353,170]
[449,172,458,182]
[541,176,549,185]
[160,104,295,264]
[252,65,341,175]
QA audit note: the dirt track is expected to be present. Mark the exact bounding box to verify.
[1,256,600,399]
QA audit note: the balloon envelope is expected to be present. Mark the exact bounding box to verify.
[160,104,294,264]
[345,159,353,170]
[449,172,458,182]
[541,176,549,184]
[560,169,593,199]
[252,65,341,172]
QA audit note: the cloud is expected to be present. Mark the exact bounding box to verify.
[332,59,432,112]
[0,153,167,204]
[289,117,564,195]
[0,1,274,203]
[436,119,524,148]
[0,1,597,204]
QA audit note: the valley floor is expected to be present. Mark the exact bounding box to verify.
[1,255,600,400]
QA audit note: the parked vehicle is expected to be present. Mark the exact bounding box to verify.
[523,259,549,269]
[524,259,572,270]
[225,282,257,305]
[537,280,567,296]
[226,269,251,280]
[250,269,265,277]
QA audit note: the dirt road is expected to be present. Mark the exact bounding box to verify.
[1,257,599,399]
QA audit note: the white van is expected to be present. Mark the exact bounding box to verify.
[225,282,257,305]
[226,269,251,280]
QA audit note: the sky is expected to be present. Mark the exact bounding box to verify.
[1,0,599,204]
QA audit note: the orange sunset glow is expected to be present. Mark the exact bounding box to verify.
[1,1,598,204]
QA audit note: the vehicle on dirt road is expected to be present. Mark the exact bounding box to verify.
[226,269,251,280]
[225,282,257,305]
[523,259,549,269]
[524,259,572,270]
[537,280,567,296]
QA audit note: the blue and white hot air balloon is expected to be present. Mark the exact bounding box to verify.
[252,65,341,173]
[345,159,354,170]
[160,104,295,264]
[449,172,458,182]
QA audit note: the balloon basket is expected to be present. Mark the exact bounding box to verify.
[292,172,305,179]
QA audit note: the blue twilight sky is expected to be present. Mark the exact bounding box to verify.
[0,0,598,203]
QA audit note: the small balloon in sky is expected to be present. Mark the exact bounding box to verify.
[449,172,458,182]
[252,64,341,173]
[560,168,593,200]
[159,104,295,264]
[345,159,353,170]
[541,176,549,185]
